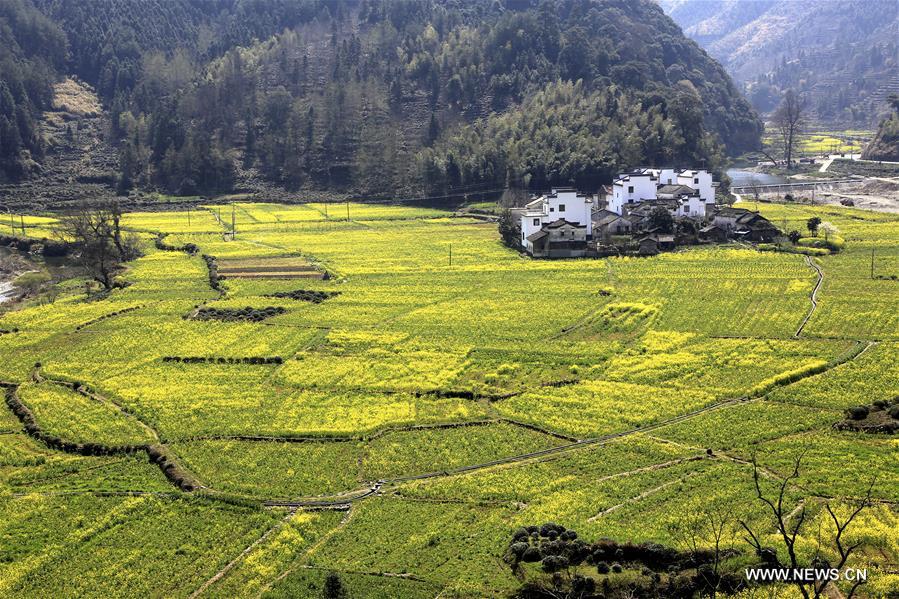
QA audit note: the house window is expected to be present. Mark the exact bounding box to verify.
[683,205,690,213]
[533,218,540,226]
[694,178,699,184]
[549,207,554,212]
[628,186,634,193]
[559,204,565,211]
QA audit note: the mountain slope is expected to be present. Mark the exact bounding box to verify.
[659,0,898,122]
[16,0,761,199]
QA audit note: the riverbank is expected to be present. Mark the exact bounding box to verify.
[745,179,899,214]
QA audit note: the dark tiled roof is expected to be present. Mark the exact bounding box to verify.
[657,184,697,196]
[544,218,587,229]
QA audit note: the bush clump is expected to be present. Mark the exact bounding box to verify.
[193,306,286,322]
[162,356,283,365]
[265,289,340,303]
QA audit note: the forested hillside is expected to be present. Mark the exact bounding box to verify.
[862,95,899,161]
[0,0,66,181]
[659,0,898,123]
[7,0,762,197]
[421,79,726,193]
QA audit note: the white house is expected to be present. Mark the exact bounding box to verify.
[520,188,594,255]
[676,169,714,202]
[608,168,716,218]
[608,169,658,215]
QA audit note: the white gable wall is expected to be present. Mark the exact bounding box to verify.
[521,210,545,250]
[676,195,707,218]
[656,168,678,185]
[610,174,657,215]
[546,190,592,227]
[677,170,714,203]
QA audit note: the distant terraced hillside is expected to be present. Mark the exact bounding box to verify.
[659,0,898,125]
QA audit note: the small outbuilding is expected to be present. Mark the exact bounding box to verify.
[699,224,727,242]
[637,236,659,255]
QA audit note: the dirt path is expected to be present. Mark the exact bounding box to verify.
[190,509,297,599]
[253,505,358,599]
[795,255,824,337]
[264,398,748,508]
[587,473,697,521]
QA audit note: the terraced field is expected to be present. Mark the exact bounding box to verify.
[0,202,897,597]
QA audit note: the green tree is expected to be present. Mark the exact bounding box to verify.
[807,216,821,237]
[649,207,675,234]
[322,571,346,599]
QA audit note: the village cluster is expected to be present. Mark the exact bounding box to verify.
[514,168,779,258]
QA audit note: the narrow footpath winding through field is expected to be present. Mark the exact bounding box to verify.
[795,255,824,338]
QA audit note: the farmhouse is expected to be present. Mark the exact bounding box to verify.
[525,219,589,258]
[712,207,779,242]
[520,188,595,257]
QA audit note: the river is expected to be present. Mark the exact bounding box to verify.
[726,168,789,187]
[0,280,15,304]
[0,246,18,304]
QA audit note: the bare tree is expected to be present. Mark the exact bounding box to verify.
[740,455,875,599]
[771,90,807,169]
[668,505,738,599]
[58,201,141,291]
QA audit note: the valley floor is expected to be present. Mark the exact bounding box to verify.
[0,201,897,597]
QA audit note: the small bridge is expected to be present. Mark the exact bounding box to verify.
[731,178,859,195]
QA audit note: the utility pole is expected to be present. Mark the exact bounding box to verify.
[20,214,25,234]
[449,244,452,266]
[231,203,236,240]
[871,246,875,279]
[346,201,350,221]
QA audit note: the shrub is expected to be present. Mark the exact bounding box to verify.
[509,542,529,559]
[888,405,899,419]
[847,405,869,420]
[596,561,610,574]
[541,555,569,573]
[522,547,542,563]
[540,522,565,537]
[611,562,623,573]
